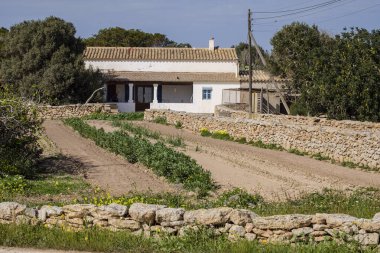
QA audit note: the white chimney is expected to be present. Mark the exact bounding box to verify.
[209,37,215,50]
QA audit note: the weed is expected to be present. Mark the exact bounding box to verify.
[200,128,212,137]
[83,112,144,121]
[211,130,232,141]
[195,146,201,152]
[288,148,308,156]
[154,116,168,125]
[312,153,330,161]
[167,136,185,147]
[175,121,183,129]
[235,137,247,144]
[248,140,284,151]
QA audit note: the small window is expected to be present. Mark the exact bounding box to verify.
[202,87,212,100]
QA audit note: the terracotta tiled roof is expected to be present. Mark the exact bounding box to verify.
[84,47,238,61]
[240,70,290,83]
[106,71,239,82]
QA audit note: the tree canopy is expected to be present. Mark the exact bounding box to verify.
[0,27,8,52]
[270,22,380,121]
[84,27,191,48]
[232,42,269,71]
[0,17,103,105]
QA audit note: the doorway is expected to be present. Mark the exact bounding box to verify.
[135,85,153,111]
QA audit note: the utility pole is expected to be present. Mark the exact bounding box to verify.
[248,9,253,115]
[249,22,291,115]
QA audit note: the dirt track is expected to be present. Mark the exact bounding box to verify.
[43,120,176,196]
[129,121,380,200]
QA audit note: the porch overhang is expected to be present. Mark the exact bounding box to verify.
[105,71,239,83]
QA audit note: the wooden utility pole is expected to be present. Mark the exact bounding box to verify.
[248,9,253,115]
[249,24,291,115]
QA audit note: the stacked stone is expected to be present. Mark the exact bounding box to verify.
[38,104,111,119]
[0,202,379,246]
[144,109,380,169]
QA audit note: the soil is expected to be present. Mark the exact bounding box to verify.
[42,120,177,196]
[125,121,380,200]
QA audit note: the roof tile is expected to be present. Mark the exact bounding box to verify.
[84,47,238,61]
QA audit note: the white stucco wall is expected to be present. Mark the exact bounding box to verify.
[150,82,240,113]
[86,60,238,74]
[162,85,193,103]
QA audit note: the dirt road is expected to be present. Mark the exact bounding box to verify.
[129,121,380,200]
[43,120,176,196]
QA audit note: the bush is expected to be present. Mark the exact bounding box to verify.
[0,90,42,177]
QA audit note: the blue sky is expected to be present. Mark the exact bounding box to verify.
[0,0,379,50]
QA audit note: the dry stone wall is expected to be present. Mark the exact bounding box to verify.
[144,109,380,169]
[38,104,111,119]
[0,202,379,246]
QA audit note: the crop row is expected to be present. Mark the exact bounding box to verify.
[64,118,215,196]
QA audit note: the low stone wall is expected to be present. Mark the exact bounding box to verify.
[38,104,111,119]
[1,202,379,246]
[144,109,380,169]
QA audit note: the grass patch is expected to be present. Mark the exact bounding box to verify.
[27,175,91,196]
[154,116,168,125]
[64,118,215,196]
[312,153,330,161]
[82,187,380,219]
[167,136,185,147]
[248,140,284,151]
[288,148,309,156]
[0,224,375,253]
[83,112,144,121]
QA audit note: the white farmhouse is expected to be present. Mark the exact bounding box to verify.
[84,38,241,113]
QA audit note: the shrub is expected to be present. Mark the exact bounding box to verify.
[0,90,42,177]
[211,130,231,140]
[175,121,183,129]
[200,128,212,137]
[153,116,167,125]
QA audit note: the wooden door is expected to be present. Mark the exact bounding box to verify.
[135,85,153,111]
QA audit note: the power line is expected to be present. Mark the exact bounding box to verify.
[253,0,347,20]
[254,0,344,14]
[252,0,356,25]
[317,3,380,23]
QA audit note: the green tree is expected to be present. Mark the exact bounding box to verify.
[271,23,380,121]
[0,88,42,177]
[0,17,103,105]
[84,27,191,48]
[232,42,269,71]
[0,27,8,52]
[270,22,332,92]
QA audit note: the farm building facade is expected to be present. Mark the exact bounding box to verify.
[84,39,287,114]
